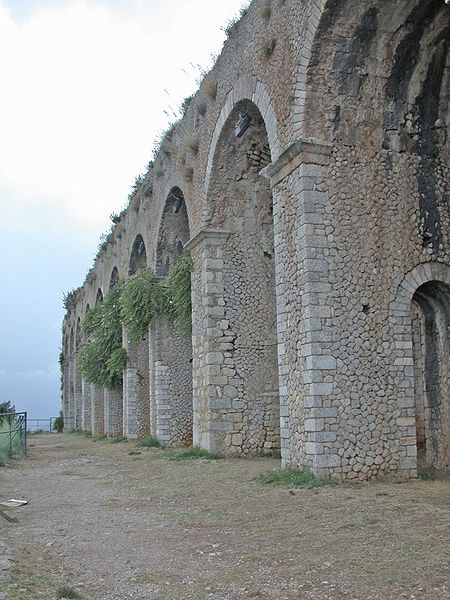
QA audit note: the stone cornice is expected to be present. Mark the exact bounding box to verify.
[184,229,231,253]
[260,138,333,186]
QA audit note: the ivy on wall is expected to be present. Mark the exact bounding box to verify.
[119,268,165,345]
[79,283,125,388]
[76,254,193,388]
[164,254,193,335]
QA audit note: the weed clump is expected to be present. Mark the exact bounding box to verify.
[56,586,81,599]
[167,446,221,461]
[259,466,336,489]
[263,38,276,57]
[136,435,161,448]
[53,411,64,432]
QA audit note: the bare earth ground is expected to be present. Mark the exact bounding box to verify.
[0,433,449,600]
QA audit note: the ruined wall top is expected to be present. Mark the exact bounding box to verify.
[62,0,450,346]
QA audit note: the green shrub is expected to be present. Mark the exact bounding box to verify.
[167,446,220,461]
[136,435,161,448]
[264,37,276,57]
[56,586,81,599]
[53,411,64,433]
[259,466,336,489]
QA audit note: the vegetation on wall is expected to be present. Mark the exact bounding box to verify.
[63,288,79,311]
[79,283,125,388]
[119,268,165,345]
[120,254,193,344]
[164,254,193,335]
[74,255,193,386]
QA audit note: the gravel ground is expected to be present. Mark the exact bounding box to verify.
[0,433,449,600]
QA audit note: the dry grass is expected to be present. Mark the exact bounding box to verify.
[184,135,199,156]
[261,1,271,21]
[203,77,217,101]
[1,433,449,600]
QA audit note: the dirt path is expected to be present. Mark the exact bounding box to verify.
[0,433,449,600]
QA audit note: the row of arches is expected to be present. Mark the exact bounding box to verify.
[61,0,449,479]
[63,100,282,457]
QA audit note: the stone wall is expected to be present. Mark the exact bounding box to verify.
[61,0,449,480]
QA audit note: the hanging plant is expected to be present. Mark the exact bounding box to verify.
[164,254,193,336]
[79,283,125,388]
[119,268,165,345]
[106,347,128,382]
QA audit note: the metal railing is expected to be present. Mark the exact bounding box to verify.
[0,412,27,458]
[27,417,58,433]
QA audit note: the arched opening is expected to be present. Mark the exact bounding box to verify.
[205,99,280,455]
[96,288,103,305]
[105,267,123,438]
[124,235,149,438]
[411,281,449,474]
[151,187,192,446]
[109,266,120,289]
[81,305,91,431]
[75,318,82,350]
[62,332,70,430]
[129,234,147,276]
[74,318,82,428]
[155,188,190,276]
[68,326,75,429]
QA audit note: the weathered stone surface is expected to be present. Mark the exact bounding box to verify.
[61,0,449,481]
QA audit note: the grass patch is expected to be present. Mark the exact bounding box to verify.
[259,466,336,489]
[203,77,217,101]
[166,446,221,461]
[56,586,81,599]
[136,435,161,448]
[92,434,107,442]
[110,436,128,444]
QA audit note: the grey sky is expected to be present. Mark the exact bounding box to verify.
[0,0,246,421]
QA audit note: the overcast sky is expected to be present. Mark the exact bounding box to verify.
[0,0,246,423]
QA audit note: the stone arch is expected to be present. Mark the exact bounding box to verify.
[109,266,120,289]
[70,326,75,354]
[75,318,82,350]
[150,187,193,446]
[390,262,450,474]
[124,234,149,439]
[197,98,280,455]
[73,317,83,429]
[104,267,124,438]
[128,234,147,276]
[203,75,279,224]
[96,288,103,305]
[80,304,92,432]
[155,187,190,277]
